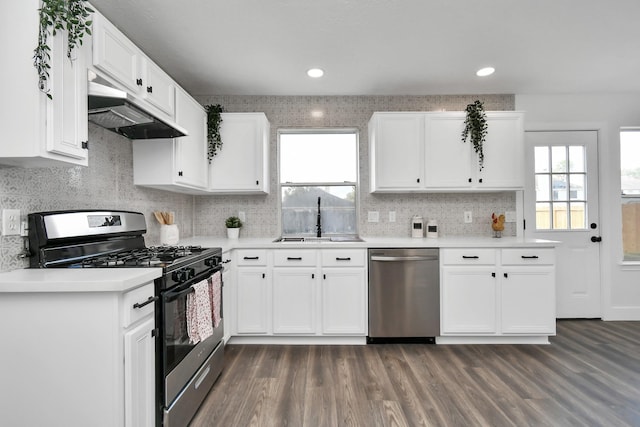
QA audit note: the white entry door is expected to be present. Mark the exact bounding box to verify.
[525,131,601,318]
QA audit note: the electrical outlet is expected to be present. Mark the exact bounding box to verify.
[505,211,516,223]
[464,211,473,223]
[2,209,21,236]
[389,211,396,222]
[238,211,246,222]
[368,211,379,223]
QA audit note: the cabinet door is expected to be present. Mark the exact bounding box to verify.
[92,12,143,94]
[501,267,556,334]
[321,268,366,334]
[236,268,269,334]
[144,60,176,116]
[272,268,316,334]
[441,267,497,334]
[124,316,155,427]
[174,89,208,188]
[46,23,89,161]
[477,113,524,188]
[369,113,424,191]
[209,113,269,193]
[425,113,472,188]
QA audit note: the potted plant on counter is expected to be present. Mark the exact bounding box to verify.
[225,216,243,239]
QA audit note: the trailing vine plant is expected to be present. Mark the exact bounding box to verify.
[461,100,488,170]
[205,104,225,162]
[33,0,93,99]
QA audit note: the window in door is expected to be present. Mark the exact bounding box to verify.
[621,129,640,261]
[533,145,587,230]
[279,130,358,236]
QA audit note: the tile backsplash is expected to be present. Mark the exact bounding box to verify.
[0,94,515,272]
[0,125,194,272]
[194,94,516,238]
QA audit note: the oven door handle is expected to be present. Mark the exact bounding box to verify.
[164,284,195,302]
[164,266,223,303]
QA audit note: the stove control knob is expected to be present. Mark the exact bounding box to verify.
[205,257,218,267]
[187,268,195,279]
[172,269,189,283]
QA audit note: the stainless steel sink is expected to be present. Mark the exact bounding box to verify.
[273,236,364,243]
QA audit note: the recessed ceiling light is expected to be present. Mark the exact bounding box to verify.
[307,68,324,78]
[476,67,495,77]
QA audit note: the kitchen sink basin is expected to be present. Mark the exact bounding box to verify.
[273,236,364,243]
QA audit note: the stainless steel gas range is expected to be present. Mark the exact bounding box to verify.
[28,210,224,427]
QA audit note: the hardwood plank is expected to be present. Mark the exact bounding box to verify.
[190,321,640,427]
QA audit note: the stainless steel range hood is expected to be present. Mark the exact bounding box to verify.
[87,73,187,139]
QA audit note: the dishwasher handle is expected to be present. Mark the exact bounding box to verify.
[371,255,438,262]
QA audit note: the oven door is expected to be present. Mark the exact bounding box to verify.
[161,267,224,408]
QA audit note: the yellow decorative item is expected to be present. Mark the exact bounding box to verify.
[491,213,505,238]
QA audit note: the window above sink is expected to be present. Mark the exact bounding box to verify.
[279,130,359,237]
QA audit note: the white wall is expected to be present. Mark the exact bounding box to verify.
[516,93,640,320]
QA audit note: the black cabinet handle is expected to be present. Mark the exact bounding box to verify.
[323,274,326,279]
[81,141,89,149]
[147,86,153,93]
[468,178,472,183]
[243,256,259,260]
[491,272,496,277]
[591,236,602,243]
[178,171,183,176]
[262,273,265,279]
[417,178,420,183]
[504,273,508,278]
[462,255,479,259]
[136,78,143,86]
[151,328,159,338]
[521,255,539,259]
[336,257,351,261]
[133,295,158,309]
[478,178,483,183]
[256,180,259,185]
[287,257,302,261]
[312,274,315,279]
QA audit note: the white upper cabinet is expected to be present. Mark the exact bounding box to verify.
[209,113,270,194]
[132,88,208,193]
[370,111,524,192]
[369,113,425,191]
[0,0,88,167]
[92,10,175,117]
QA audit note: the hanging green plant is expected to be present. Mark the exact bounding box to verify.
[33,0,93,99]
[205,104,225,162]
[461,100,488,170]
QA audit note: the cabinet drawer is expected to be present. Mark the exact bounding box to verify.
[321,249,366,267]
[501,248,555,265]
[441,249,496,265]
[273,249,317,266]
[236,249,268,266]
[123,282,155,327]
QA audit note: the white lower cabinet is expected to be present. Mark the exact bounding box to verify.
[440,248,556,341]
[272,268,317,334]
[236,268,270,334]
[0,281,156,427]
[321,268,366,334]
[232,248,367,340]
[441,267,497,334]
[124,316,156,427]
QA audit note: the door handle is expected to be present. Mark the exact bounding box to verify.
[591,236,602,243]
[371,256,438,262]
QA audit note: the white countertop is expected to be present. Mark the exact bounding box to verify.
[0,268,162,293]
[180,235,559,253]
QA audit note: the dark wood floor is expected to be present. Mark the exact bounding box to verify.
[190,320,640,427]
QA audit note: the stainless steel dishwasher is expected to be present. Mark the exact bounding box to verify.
[368,248,439,343]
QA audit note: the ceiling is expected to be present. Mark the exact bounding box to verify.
[88,0,640,97]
